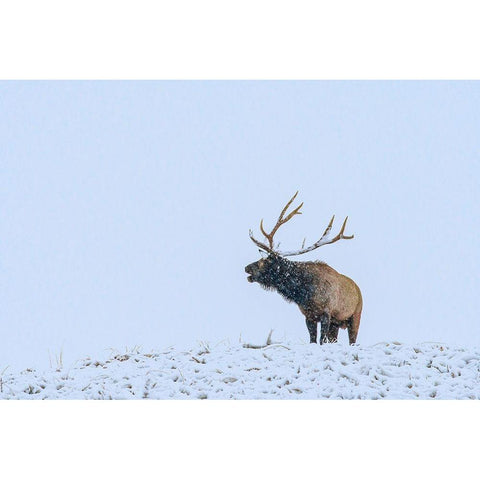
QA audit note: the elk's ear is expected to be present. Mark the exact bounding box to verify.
[259,249,266,258]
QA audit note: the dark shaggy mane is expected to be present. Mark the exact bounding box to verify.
[265,257,316,308]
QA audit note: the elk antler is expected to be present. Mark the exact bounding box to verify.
[249,191,303,253]
[249,192,354,256]
[279,214,354,257]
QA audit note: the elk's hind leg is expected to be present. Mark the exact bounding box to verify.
[305,318,318,343]
[347,312,361,345]
[326,322,339,343]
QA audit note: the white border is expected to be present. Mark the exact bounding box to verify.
[1,401,479,479]
[1,0,480,79]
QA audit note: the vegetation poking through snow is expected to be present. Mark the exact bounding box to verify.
[1,337,480,399]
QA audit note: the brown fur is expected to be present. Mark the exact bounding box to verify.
[299,262,362,343]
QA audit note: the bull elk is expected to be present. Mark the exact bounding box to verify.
[245,192,362,345]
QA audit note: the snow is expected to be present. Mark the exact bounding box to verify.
[2,338,480,399]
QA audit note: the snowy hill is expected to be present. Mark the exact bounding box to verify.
[2,336,480,399]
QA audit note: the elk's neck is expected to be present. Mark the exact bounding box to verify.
[273,258,315,308]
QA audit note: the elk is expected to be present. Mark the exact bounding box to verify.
[245,192,362,345]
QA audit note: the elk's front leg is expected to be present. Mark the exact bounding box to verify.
[327,322,339,343]
[319,313,331,345]
[305,318,318,344]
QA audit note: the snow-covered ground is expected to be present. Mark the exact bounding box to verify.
[2,336,480,399]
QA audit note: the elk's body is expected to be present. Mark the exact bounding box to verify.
[245,192,362,344]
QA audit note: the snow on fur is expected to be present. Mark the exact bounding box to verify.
[1,339,480,399]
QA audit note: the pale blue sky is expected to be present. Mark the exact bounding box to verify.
[1,81,479,368]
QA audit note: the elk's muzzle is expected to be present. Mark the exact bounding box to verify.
[245,263,255,283]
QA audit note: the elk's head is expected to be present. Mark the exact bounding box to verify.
[245,191,354,285]
[245,253,287,288]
